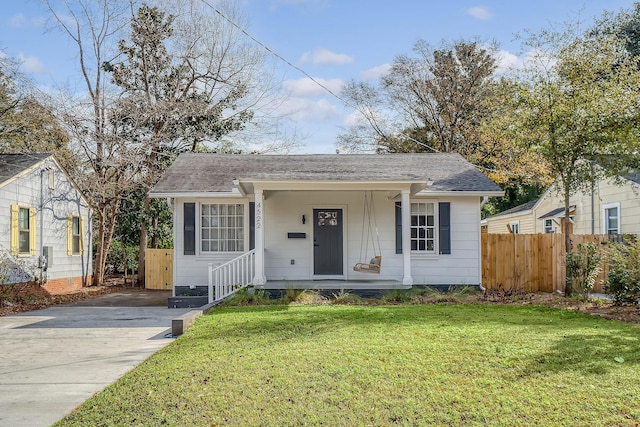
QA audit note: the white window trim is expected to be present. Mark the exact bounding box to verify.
[198,200,249,255]
[543,218,554,234]
[410,199,438,255]
[509,220,520,234]
[71,215,82,255]
[602,202,621,235]
[17,206,32,255]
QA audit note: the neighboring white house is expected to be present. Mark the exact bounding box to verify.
[0,153,92,294]
[150,153,503,295]
[485,171,640,235]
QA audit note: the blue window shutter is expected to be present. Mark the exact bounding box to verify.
[184,203,196,255]
[249,202,255,250]
[395,202,402,254]
[439,202,451,254]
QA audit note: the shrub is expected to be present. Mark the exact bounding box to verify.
[0,249,37,285]
[282,287,304,303]
[105,239,138,275]
[566,243,602,300]
[380,289,415,304]
[224,287,271,306]
[606,240,640,304]
[292,290,328,305]
[330,290,365,305]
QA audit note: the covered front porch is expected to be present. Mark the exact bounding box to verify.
[243,181,426,290]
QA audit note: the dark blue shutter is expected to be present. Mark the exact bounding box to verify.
[184,202,196,255]
[395,202,402,254]
[249,202,255,250]
[439,202,451,254]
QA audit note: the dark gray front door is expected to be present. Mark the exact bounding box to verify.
[313,209,343,275]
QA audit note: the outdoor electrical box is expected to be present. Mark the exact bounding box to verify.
[43,246,53,267]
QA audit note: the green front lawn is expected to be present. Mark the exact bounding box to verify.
[57,305,640,426]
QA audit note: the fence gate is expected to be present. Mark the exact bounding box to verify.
[145,249,173,290]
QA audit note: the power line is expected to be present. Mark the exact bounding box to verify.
[198,0,356,110]
[197,0,439,153]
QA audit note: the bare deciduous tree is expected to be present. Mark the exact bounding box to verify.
[40,0,139,286]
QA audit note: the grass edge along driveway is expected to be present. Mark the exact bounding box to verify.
[56,304,640,426]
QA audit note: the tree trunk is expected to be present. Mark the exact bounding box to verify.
[151,215,159,248]
[92,208,107,286]
[563,184,573,297]
[137,192,150,287]
[92,198,120,286]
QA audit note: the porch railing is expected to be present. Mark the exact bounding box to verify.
[208,249,255,303]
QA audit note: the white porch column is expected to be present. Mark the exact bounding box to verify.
[401,189,413,286]
[253,189,266,286]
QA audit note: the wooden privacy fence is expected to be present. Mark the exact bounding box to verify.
[145,249,173,290]
[482,234,611,293]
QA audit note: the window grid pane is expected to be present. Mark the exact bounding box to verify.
[18,208,30,253]
[410,202,435,253]
[606,207,619,234]
[72,216,81,254]
[201,204,245,252]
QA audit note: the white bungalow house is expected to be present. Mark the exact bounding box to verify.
[0,153,92,294]
[485,171,640,235]
[150,153,503,302]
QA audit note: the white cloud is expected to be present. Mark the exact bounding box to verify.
[467,6,492,20]
[10,13,26,28]
[343,110,365,127]
[17,54,47,75]
[495,48,554,76]
[31,16,46,27]
[300,48,353,66]
[279,97,342,122]
[283,77,344,97]
[495,50,524,74]
[360,63,391,80]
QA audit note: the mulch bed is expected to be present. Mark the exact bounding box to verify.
[2,279,639,325]
[0,276,137,317]
[479,290,640,325]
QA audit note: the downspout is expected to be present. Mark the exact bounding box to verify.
[591,180,595,234]
[39,168,49,285]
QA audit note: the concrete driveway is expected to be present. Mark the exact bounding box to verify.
[0,290,190,427]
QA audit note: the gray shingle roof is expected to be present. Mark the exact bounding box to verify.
[0,153,51,184]
[488,199,538,218]
[627,170,640,185]
[152,152,502,194]
[538,205,575,219]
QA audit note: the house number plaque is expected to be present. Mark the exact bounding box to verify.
[256,201,262,229]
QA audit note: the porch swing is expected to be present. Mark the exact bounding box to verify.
[353,191,382,274]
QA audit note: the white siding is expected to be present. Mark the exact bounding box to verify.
[0,158,92,283]
[411,196,481,285]
[488,177,640,236]
[172,197,248,288]
[531,179,640,235]
[486,212,535,234]
[173,192,484,287]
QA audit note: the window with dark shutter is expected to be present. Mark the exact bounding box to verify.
[249,202,255,250]
[184,202,196,255]
[438,202,451,254]
[395,202,402,254]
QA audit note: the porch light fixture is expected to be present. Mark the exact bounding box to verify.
[302,214,306,224]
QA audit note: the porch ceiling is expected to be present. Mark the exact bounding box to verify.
[237,180,427,195]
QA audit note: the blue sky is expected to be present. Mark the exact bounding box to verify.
[0,0,637,153]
